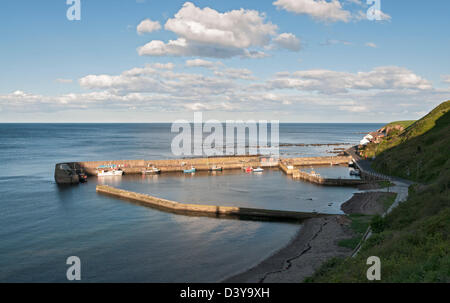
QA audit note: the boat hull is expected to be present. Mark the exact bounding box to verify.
[97,170,124,177]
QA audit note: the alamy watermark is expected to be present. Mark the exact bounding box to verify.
[366,256,381,281]
[66,256,81,281]
[171,112,279,157]
[367,0,383,21]
[66,0,81,21]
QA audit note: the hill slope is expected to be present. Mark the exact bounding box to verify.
[306,101,450,282]
[372,101,450,182]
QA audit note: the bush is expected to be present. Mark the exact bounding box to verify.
[371,215,385,233]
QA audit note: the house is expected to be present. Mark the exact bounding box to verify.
[360,138,370,145]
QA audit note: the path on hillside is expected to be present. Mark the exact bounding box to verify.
[347,146,413,257]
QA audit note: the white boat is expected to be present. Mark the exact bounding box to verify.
[97,170,123,177]
[142,167,161,175]
[253,167,264,172]
[310,170,320,177]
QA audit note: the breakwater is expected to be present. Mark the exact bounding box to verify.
[278,156,365,186]
[96,185,326,222]
[60,155,365,186]
[292,170,366,186]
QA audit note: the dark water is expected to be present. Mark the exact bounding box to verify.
[0,123,382,282]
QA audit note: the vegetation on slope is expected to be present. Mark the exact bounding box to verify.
[305,101,450,282]
[385,120,416,129]
[372,101,450,182]
[363,101,449,163]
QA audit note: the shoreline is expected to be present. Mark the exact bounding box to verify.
[222,191,393,283]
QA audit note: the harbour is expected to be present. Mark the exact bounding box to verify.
[0,123,382,282]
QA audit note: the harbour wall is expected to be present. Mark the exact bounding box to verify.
[76,155,351,176]
[65,155,366,186]
[77,155,271,175]
[96,185,326,222]
[292,170,366,186]
[282,156,351,166]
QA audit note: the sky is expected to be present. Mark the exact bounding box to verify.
[0,0,449,123]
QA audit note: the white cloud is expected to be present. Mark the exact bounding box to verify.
[138,38,263,58]
[265,66,432,94]
[273,33,301,51]
[371,9,391,21]
[137,19,161,34]
[321,39,353,46]
[165,2,277,49]
[55,78,73,84]
[3,64,444,121]
[185,59,220,69]
[151,62,175,69]
[345,0,362,5]
[138,2,286,58]
[441,75,450,84]
[365,42,377,48]
[355,9,391,21]
[273,0,351,22]
[183,102,235,111]
[339,105,369,112]
[214,68,255,80]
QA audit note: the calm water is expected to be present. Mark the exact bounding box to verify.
[0,123,382,282]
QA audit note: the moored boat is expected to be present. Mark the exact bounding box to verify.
[96,165,123,177]
[97,169,124,177]
[253,167,264,173]
[142,167,161,175]
[245,166,253,173]
[310,169,320,177]
[209,165,223,171]
[77,171,88,183]
[183,167,196,173]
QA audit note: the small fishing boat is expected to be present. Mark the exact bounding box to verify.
[209,165,223,171]
[97,169,123,177]
[78,171,88,183]
[142,167,161,175]
[183,167,196,173]
[310,169,320,177]
[253,167,264,173]
[245,166,253,173]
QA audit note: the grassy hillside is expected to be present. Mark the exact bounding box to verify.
[385,120,416,128]
[305,101,450,282]
[372,101,450,182]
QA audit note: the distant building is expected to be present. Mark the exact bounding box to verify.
[360,138,370,145]
[360,132,385,145]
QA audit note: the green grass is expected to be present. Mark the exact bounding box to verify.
[306,185,450,282]
[337,194,396,250]
[382,193,397,212]
[362,101,450,163]
[372,101,450,182]
[377,180,395,189]
[385,120,416,128]
[338,214,372,250]
[305,101,450,283]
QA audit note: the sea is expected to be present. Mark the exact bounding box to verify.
[0,123,383,282]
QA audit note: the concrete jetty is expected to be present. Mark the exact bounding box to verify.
[96,185,326,222]
[291,170,366,186]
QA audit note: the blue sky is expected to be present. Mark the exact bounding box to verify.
[0,0,449,122]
